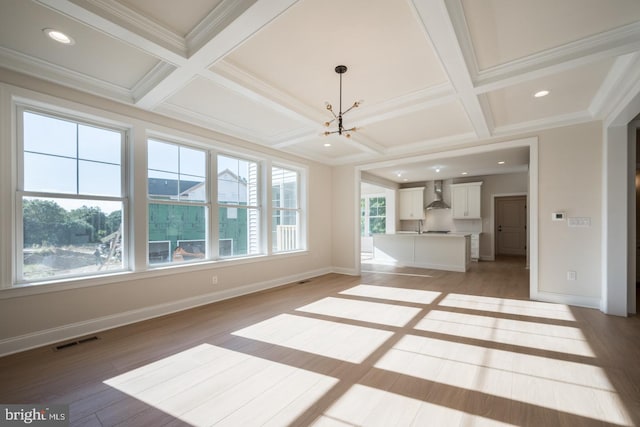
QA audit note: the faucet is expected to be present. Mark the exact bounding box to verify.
[417,219,424,234]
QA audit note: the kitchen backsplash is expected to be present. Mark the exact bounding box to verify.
[400,208,482,233]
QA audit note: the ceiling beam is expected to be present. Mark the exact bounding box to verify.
[411,0,491,139]
[135,0,299,109]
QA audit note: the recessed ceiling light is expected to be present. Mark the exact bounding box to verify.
[534,90,550,98]
[43,28,75,45]
[403,178,408,182]
[435,168,440,173]
[498,161,505,165]
[461,172,468,175]
[323,143,331,147]
[396,173,402,177]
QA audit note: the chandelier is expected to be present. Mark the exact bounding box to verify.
[323,65,361,138]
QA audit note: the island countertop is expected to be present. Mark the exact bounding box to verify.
[373,232,471,271]
[393,232,471,238]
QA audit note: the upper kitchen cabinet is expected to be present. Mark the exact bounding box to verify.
[451,182,482,219]
[399,187,425,220]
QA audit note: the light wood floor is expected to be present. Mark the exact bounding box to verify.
[1,257,640,426]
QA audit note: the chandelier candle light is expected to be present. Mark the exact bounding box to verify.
[324,65,361,138]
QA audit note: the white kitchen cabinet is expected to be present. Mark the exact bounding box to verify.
[398,187,425,220]
[451,182,482,219]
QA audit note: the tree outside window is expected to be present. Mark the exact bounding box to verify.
[361,196,386,236]
[19,110,124,281]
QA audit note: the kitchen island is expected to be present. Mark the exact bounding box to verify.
[372,232,471,272]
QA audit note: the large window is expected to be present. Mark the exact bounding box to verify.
[272,166,300,252]
[18,110,125,281]
[217,155,260,257]
[148,139,207,264]
[11,100,307,288]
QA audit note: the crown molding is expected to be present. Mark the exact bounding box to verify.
[205,60,322,126]
[0,47,132,103]
[131,62,177,103]
[474,21,640,93]
[211,60,322,125]
[492,111,593,137]
[78,0,187,55]
[34,0,187,65]
[385,131,477,157]
[155,102,267,145]
[590,52,640,120]
[186,0,258,54]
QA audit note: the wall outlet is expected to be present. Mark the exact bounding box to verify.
[567,271,577,281]
[211,275,218,285]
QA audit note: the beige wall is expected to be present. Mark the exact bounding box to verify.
[0,73,334,349]
[331,166,357,273]
[537,122,602,300]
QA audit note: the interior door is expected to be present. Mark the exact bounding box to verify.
[496,196,527,256]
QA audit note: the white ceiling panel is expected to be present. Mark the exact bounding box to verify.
[486,58,614,128]
[462,0,640,70]
[222,0,448,109]
[286,136,369,161]
[361,101,474,148]
[164,76,310,141]
[0,0,160,89]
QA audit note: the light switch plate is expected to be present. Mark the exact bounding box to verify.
[568,217,591,227]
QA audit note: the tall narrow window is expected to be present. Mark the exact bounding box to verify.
[271,166,300,252]
[361,196,386,236]
[217,155,260,257]
[148,139,207,264]
[19,110,125,281]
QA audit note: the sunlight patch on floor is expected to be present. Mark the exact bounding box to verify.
[415,310,595,357]
[439,293,577,321]
[340,284,440,304]
[232,313,393,363]
[104,344,338,426]
[374,335,632,425]
[296,296,422,327]
[310,384,518,427]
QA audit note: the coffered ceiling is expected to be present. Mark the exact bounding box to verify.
[2,0,640,174]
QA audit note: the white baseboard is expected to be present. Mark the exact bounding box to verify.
[0,267,334,357]
[332,267,360,276]
[531,290,600,310]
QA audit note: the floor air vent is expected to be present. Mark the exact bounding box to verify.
[54,335,98,351]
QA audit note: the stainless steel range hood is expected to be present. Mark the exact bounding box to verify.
[426,180,450,210]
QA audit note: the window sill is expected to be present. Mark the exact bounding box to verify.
[0,250,309,299]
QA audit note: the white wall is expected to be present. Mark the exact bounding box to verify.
[0,71,334,354]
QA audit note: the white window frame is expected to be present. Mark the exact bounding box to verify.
[361,194,387,236]
[216,153,262,259]
[271,165,302,253]
[147,138,209,266]
[15,105,128,284]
